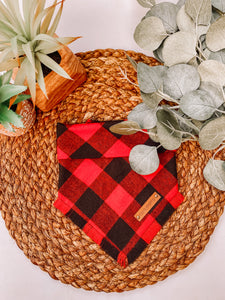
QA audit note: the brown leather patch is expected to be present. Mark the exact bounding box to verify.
[134,192,161,222]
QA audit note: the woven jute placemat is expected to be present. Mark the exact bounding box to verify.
[0,49,225,293]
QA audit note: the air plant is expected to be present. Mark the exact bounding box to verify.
[0,0,79,106]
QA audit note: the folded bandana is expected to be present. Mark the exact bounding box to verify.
[54,121,184,267]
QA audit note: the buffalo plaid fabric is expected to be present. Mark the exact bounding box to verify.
[54,121,184,267]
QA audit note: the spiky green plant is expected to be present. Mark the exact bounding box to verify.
[0,70,30,131]
[0,0,79,106]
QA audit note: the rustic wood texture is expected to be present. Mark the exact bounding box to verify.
[0,49,225,293]
[35,45,87,112]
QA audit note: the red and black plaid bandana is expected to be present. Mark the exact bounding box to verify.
[54,121,184,267]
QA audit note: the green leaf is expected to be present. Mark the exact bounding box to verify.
[35,59,47,98]
[177,5,210,37]
[209,49,225,64]
[198,60,225,87]
[134,16,168,52]
[41,0,57,34]
[211,0,225,13]
[128,103,157,129]
[176,0,186,9]
[140,91,163,109]
[22,42,36,71]
[156,108,182,150]
[180,90,222,121]
[126,54,137,71]
[36,52,71,80]
[136,0,155,8]
[163,64,200,100]
[22,57,36,103]
[199,116,225,150]
[0,58,21,73]
[162,31,197,67]
[148,126,160,143]
[153,41,165,63]
[129,145,159,175]
[137,62,167,94]
[4,0,26,37]
[13,94,30,105]
[203,159,225,191]
[199,82,224,107]
[0,119,13,131]
[185,0,212,26]
[47,0,64,36]
[0,84,27,104]
[109,121,140,135]
[145,2,179,34]
[169,109,200,134]
[0,103,24,128]
[206,16,225,52]
[0,70,12,86]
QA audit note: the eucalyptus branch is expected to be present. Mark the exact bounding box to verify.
[196,45,207,61]
[212,6,225,16]
[138,128,158,137]
[156,90,180,104]
[119,66,139,87]
[162,121,197,140]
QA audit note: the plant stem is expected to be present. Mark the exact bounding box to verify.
[156,90,180,104]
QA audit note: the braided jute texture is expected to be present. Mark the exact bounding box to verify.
[1,49,225,293]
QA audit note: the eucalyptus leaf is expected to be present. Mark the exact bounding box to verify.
[206,16,225,52]
[137,62,167,93]
[128,103,157,129]
[211,0,225,13]
[198,60,225,87]
[129,145,159,175]
[145,2,179,34]
[199,82,224,107]
[203,159,225,191]
[199,116,225,150]
[180,90,221,121]
[109,121,140,135]
[162,31,197,66]
[153,40,165,63]
[148,126,160,143]
[176,0,186,9]
[211,10,221,24]
[177,5,210,37]
[156,108,182,150]
[134,16,168,52]
[126,54,137,71]
[136,0,155,8]
[163,64,200,99]
[141,91,163,109]
[185,0,212,26]
[169,109,200,134]
[209,49,225,64]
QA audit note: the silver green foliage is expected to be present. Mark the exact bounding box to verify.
[145,2,179,34]
[163,64,200,99]
[129,145,159,175]
[203,159,225,191]
[111,0,225,191]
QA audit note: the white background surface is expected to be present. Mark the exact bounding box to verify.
[1,0,225,299]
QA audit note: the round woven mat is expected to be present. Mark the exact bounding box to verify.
[0,49,225,293]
